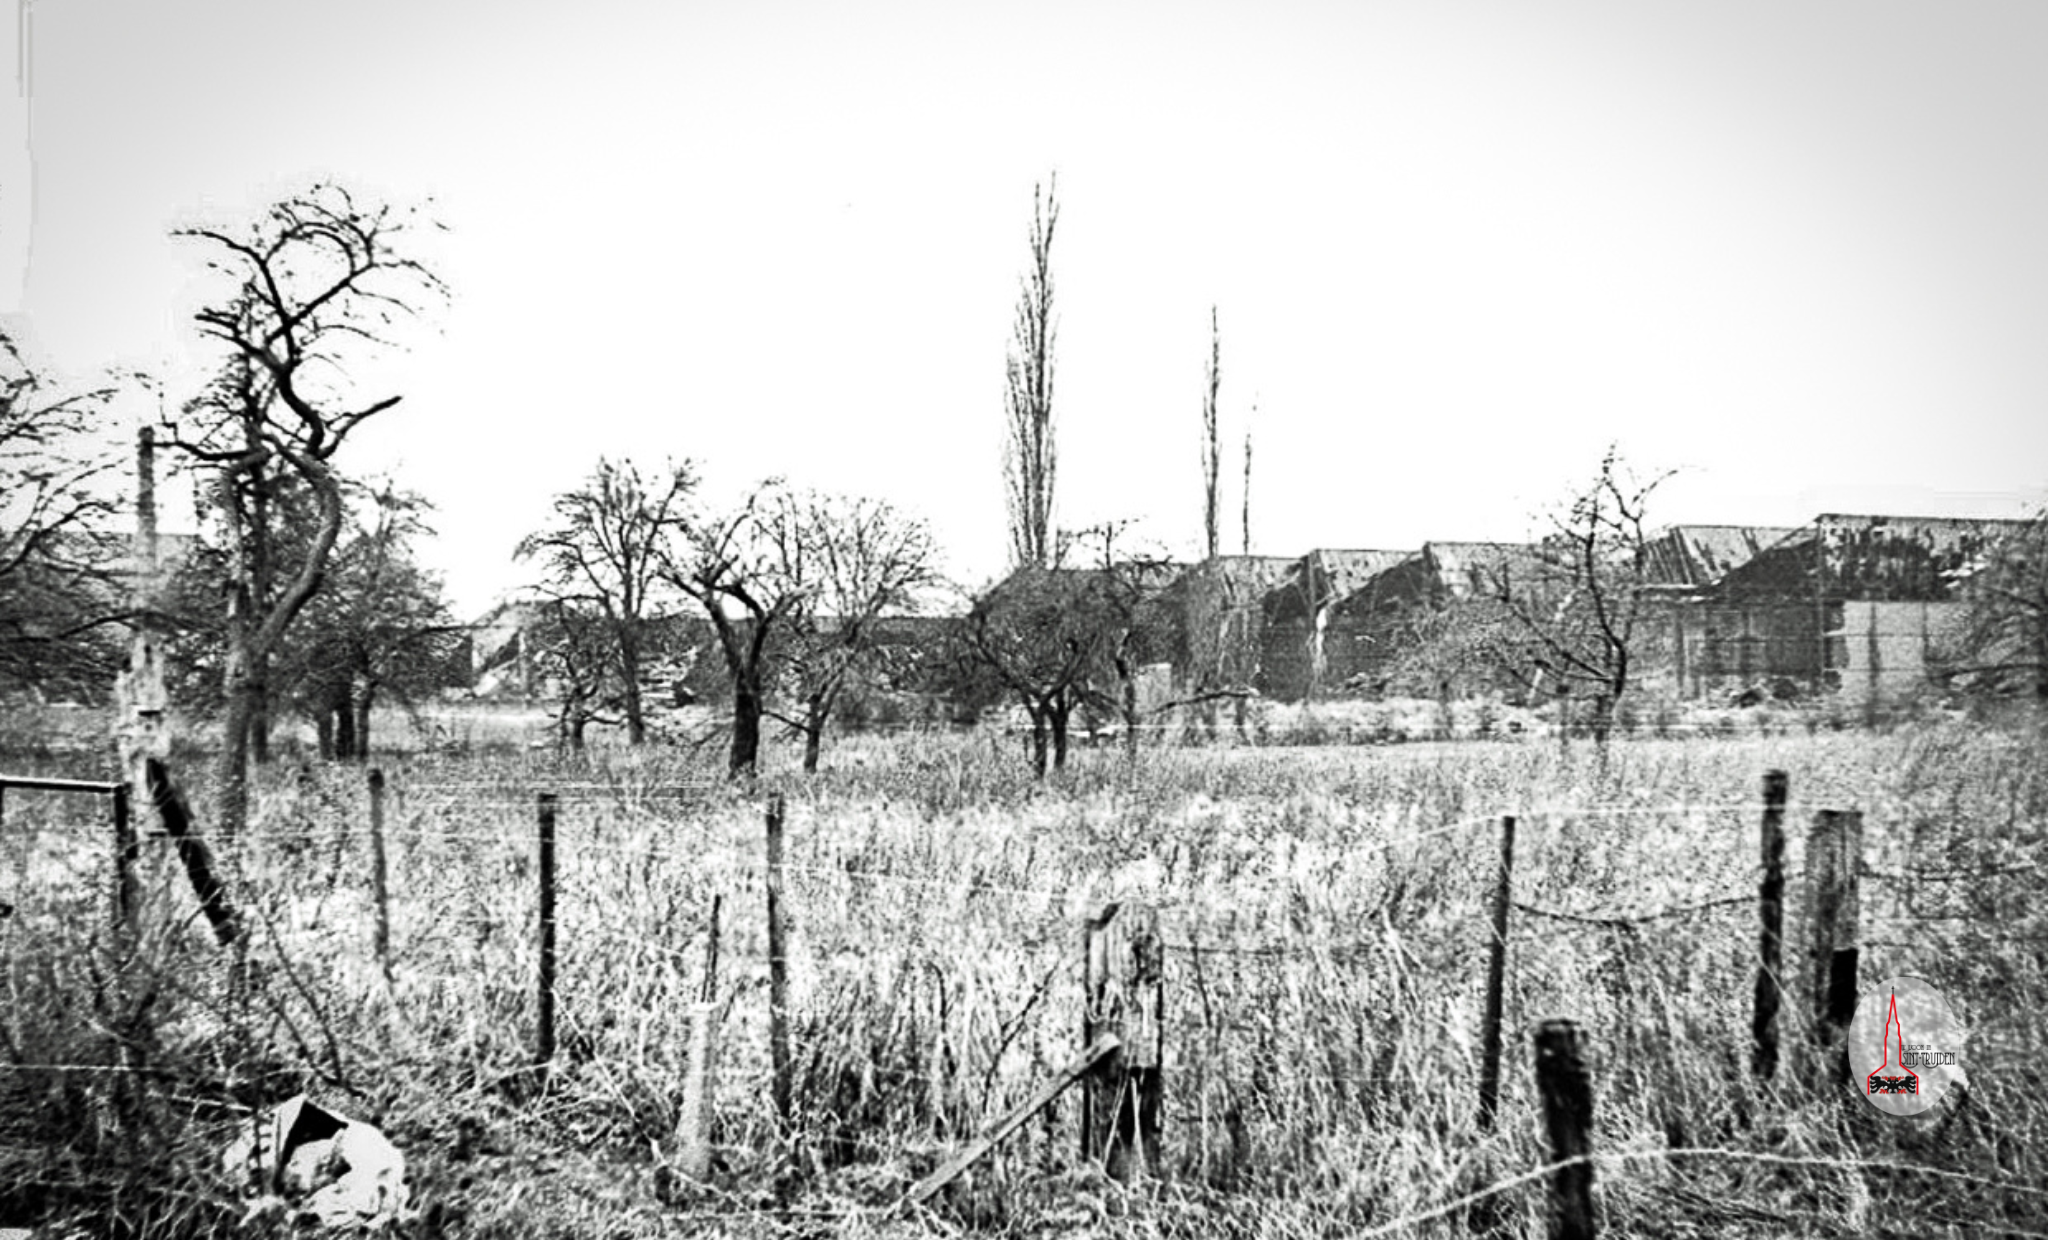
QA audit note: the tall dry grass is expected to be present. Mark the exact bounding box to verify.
[0,713,2041,1236]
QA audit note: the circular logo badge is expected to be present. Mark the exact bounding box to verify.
[1850,975,1966,1116]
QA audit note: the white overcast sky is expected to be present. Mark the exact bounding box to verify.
[4,0,2045,615]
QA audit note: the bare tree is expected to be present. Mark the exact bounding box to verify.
[1939,506,2048,703]
[0,330,125,698]
[285,484,464,759]
[1492,446,1670,745]
[516,457,693,746]
[962,559,1104,777]
[1241,419,1253,556]
[167,184,444,838]
[525,597,626,752]
[1004,177,1059,569]
[1071,521,1179,761]
[758,489,940,773]
[666,482,808,777]
[1202,307,1221,560]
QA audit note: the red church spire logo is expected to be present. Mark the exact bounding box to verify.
[1865,989,1918,1098]
[1851,975,1965,1118]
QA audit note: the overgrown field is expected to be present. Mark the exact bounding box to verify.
[1,715,2044,1237]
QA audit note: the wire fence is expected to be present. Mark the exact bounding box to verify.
[2,761,2041,1232]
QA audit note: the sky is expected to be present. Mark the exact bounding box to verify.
[3,0,2045,617]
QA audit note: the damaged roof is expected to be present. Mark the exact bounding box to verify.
[1641,525,1799,590]
[1264,548,1415,622]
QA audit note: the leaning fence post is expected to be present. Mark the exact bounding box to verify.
[1752,771,1787,1080]
[1535,1018,1596,1240]
[1082,900,1164,1182]
[1477,815,1517,1132]
[765,794,792,1133]
[368,769,392,985]
[536,791,558,1071]
[1807,809,1862,1086]
[144,758,240,947]
[111,782,138,944]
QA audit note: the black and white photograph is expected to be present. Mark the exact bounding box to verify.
[1,2,2043,1235]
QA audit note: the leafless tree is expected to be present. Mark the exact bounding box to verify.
[1241,420,1253,556]
[525,597,626,752]
[962,558,1104,777]
[284,484,464,759]
[1070,521,1179,761]
[167,184,444,838]
[1202,307,1221,560]
[517,457,693,746]
[1004,177,1059,569]
[1492,446,1670,745]
[1939,506,2048,704]
[0,329,125,698]
[758,489,941,772]
[665,482,808,777]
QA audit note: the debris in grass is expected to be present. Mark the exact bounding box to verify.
[221,1094,410,1229]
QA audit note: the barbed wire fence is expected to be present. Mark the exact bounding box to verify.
[2,759,2042,1234]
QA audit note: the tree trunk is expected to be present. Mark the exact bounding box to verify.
[569,714,588,751]
[251,683,273,764]
[1122,673,1140,763]
[1050,703,1071,771]
[621,634,647,746]
[803,695,827,774]
[1028,708,1049,778]
[354,685,375,761]
[333,685,358,760]
[315,708,335,760]
[217,681,256,841]
[730,678,763,776]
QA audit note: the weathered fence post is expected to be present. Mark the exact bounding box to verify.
[144,758,241,946]
[765,794,792,1133]
[111,782,137,944]
[368,769,392,985]
[1807,809,1862,1086]
[536,791,558,1070]
[1535,1018,1596,1240]
[1082,900,1164,1182]
[1478,815,1517,1131]
[1752,770,1788,1080]
[675,1000,719,1179]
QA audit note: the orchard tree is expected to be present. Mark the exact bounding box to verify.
[516,457,693,746]
[1070,521,1180,761]
[524,597,626,751]
[962,549,1116,777]
[757,489,940,773]
[1492,446,1670,745]
[665,482,808,777]
[0,330,125,698]
[167,184,445,837]
[1940,506,2048,703]
[286,485,464,759]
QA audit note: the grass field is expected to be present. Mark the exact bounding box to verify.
[1,708,2043,1237]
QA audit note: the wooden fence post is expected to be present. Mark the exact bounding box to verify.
[143,759,241,947]
[111,782,137,944]
[1082,900,1164,1182]
[1807,809,1862,1086]
[1752,770,1787,1080]
[536,791,558,1070]
[1535,1018,1596,1240]
[765,794,792,1133]
[1477,815,1516,1131]
[368,769,392,985]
